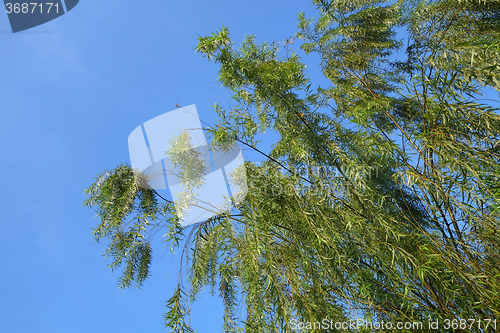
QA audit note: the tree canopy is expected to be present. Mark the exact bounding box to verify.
[84,0,500,331]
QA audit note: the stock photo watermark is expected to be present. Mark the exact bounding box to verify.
[290,318,497,331]
[128,104,248,227]
[3,0,79,33]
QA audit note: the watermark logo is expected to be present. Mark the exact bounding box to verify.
[4,0,79,33]
[128,104,248,227]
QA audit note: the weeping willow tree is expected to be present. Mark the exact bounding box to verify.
[84,0,500,331]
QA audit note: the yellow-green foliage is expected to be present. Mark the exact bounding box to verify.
[85,0,500,331]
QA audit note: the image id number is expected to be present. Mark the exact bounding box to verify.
[5,3,59,14]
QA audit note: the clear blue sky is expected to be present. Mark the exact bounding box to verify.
[5,2,497,332]
[0,1,320,332]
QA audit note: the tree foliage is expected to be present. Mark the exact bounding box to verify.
[85,0,500,331]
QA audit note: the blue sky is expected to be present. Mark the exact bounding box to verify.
[3,2,499,333]
[0,1,320,332]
